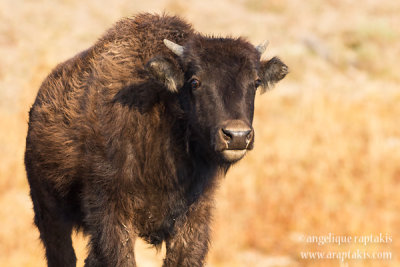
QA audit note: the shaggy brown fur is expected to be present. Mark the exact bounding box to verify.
[25,13,288,267]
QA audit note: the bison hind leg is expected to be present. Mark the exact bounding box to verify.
[31,191,77,267]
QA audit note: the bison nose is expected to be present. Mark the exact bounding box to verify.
[221,122,253,150]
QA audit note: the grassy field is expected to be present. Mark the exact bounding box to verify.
[1,0,399,266]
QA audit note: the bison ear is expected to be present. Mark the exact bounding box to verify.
[259,57,289,93]
[146,57,184,93]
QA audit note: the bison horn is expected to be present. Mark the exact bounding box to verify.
[256,40,269,55]
[163,39,184,57]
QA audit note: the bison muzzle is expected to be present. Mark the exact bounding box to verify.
[24,13,288,267]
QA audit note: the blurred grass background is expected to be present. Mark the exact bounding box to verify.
[0,0,399,266]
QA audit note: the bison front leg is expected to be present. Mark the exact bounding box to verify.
[84,216,136,267]
[163,200,212,267]
[83,194,136,266]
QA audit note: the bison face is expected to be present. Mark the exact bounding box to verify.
[147,36,288,163]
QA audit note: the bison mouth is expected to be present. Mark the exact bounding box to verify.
[220,149,247,162]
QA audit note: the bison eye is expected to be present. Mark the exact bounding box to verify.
[254,79,262,89]
[190,79,201,90]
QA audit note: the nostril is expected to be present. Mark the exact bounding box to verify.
[245,129,253,141]
[221,128,233,142]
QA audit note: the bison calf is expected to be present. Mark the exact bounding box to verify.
[25,13,288,267]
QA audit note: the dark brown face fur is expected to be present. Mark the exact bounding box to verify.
[148,35,288,163]
[180,37,259,162]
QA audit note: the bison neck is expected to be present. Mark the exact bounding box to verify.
[99,102,228,245]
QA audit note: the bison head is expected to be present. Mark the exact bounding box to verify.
[147,36,288,163]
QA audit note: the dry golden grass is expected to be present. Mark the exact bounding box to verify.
[1,0,399,266]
